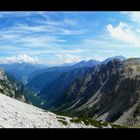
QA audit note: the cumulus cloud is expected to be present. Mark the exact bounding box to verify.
[0,54,39,64]
[106,22,140,46]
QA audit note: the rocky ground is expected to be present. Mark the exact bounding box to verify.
[0,93,113,128]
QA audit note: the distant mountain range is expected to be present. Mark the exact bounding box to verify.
[27,56,126,92]
[73,59,100,68]
[0,56,126,84]
[26,59,99,91]
[0,62,46,83]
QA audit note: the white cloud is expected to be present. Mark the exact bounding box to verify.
[0,12,34,18]
[83,37,109,46]
[17,24,47,32]
[16,36,66,47]
[0,23,86,48]
[122,12,140,23]
[55,54,81,64]
[12,21,85,35]
[98,50,115,53]
[0,34,21,40]
[42,18,77,26]
[82,35,124,49]
[0,54,39,64]
[63,19,77,25]
[136,29,140,33]
[84,55,105,61]
[37,12,78,26]
[106,22,140,46]
[55,28,87,35]
[39,53,81,66]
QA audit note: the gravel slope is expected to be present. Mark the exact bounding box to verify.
[0,93,101,128]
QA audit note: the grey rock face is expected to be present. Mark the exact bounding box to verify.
[51,58,140,127]
[0,69,26,102]
[0,69,7,80]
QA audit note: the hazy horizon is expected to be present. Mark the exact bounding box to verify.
[0,54,131,67]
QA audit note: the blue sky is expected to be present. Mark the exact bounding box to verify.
[0,11,140,65]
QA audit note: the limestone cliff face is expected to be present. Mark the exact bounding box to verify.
[0,69,7,80]
[0,69,26,102]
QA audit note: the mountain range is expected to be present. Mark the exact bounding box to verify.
[45,58,140,127]
[0,67,121,128]
[2,55,140,127]
[0,62,46,84]
[27,56,125,92]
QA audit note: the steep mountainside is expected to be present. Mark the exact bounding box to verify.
[46,58,140,127]
[39,67,91,108]
[0,68,26,102]
[27,60,100,93]
[101,55,126,64]
[27,66,73,91]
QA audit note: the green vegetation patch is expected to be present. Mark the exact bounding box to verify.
[110,124,128,128]
[57,116,66,120]
[23,87,44,106]
[70,117,108,128]
[136,66,140,72]
[58,119,68,125]
[70,117,127,128]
